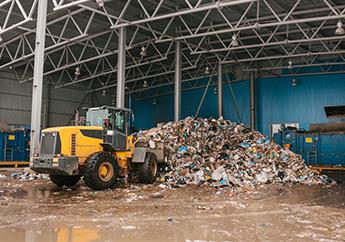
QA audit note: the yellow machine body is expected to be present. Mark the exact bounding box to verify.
[30,106,163,190]
[42,126,103,165]
[40,126,136,174]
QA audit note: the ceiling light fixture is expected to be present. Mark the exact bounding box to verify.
[140,46,147,57]
[231,34,239,47]
[292,79,297,86]
[75,67,81,76]
[95,0,104,8]
[204,66,210,75]
[143,80,148,88]
[288,61,293,69]
[102,90,106,96]
[335,21,345,35]
[153,98,157,105]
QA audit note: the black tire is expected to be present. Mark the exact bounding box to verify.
[49,175,80,187]
[83,152,120,190]
[138,152,158,184]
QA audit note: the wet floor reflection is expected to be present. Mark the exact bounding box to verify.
[0,225,227,242]
[0,227,100,242]
[1,177,345,242]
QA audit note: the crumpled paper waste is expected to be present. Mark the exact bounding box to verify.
[137,117,331,189]
[11,168,49,181]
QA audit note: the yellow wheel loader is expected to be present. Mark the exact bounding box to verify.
[30,106,164,190]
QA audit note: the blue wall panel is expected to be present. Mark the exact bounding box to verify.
[256,73,345,135]
[224,79,250,126]
[132,78,250,130]
[132,73,345,134]
[132,94,174,129]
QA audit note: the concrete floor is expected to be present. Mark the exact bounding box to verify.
[0,169,344,242]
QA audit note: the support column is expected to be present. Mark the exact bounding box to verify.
[30,0,48,159]
[116,26,126,108]
[43,84,50,128]
[217,63,223,118]
[174,41,181,121]
[250,71,256,130]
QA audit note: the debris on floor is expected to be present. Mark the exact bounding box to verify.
[10,168,49,181]
[125,192,145,203]
[137,117,331,189]
[150,191,165,199]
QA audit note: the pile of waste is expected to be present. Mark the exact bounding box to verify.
[137,117,330,189]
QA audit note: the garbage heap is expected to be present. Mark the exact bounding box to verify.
[137,117,329,189]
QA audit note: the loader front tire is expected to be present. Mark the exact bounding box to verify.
[138,152,158,184]
[83,152,120,190]
[49,175,80,187]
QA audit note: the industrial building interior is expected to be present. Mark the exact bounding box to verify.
[1,0,345,241]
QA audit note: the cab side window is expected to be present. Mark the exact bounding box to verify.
[115,112,125,132]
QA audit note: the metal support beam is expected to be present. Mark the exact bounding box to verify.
[29,0,47,159]
[250,71,255,130]
[43,84,50,128]
[116,26,126,108]
[174,41,181,122]
[217,63,223,118]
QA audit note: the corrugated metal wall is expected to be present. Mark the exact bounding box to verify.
[132,79,250,130]
[256,73,345,135]
[133,73,345,136]
[0,70,35,127]
[0,70,93,128]
[2,68,344,134]
[48,86,92,127]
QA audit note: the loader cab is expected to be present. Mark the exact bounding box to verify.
[86,106,131,151]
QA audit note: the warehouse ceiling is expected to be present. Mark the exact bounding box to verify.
[1,0,345,99]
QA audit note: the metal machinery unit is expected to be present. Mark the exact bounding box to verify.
[0,129,30,162]
[31,106,165,190]
[0,132,4,161]
[273,106,345,179]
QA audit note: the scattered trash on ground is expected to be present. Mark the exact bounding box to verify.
[125,192,144,203]
[121,225,136,230]
[150,191,165,199]
[168,216,174,223]
[137,117,332,190]
[196,206,212,211]
[10,168,49,181]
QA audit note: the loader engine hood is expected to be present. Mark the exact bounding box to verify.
[37,126,103,163]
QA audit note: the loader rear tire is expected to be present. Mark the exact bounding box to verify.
[49,175,80,187]
[138,152,158,184]
[83,152,120,190]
